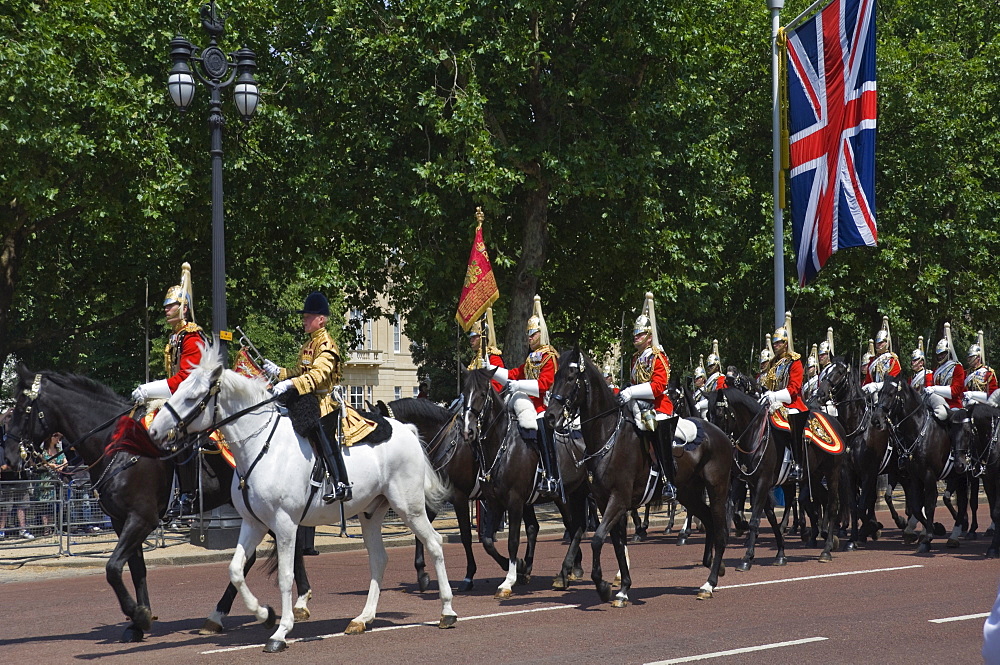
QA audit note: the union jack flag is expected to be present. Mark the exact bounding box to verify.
[786,0,877,285]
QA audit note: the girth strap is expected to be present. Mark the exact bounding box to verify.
[237,414,282,528]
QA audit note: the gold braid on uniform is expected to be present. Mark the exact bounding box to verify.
[525,345,558,380]
[632,348,669,384]
[466,346,503,371]
[163,322,205,375]
[763,350,800,391]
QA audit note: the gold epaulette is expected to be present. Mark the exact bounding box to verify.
[787,350,801,361]
[180,322,203,334]
[486,345,502,356]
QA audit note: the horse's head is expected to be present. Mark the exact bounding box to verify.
[148,361,224,452]
[545,348,593,433]
[872,373,903,430]
[5,365,55,468]
[816,358,851,404]
[459,367,497,441]
[725,371,760,398]
[710,386,762,436]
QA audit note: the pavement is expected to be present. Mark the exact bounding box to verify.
[0,503,680,581]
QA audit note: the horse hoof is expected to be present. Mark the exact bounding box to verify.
[677,537,688,546]
[735,561,751,573]
[846,541,857,551]
[818,552,833,563]
[263,638,288,653]
[773,556,787,567]
[417,572,431,593]
[965,531,979,541]
[552,577,567,591]
[611,598,630,608]
[293,606,311,622]
[516,574,531,585]
[568,567,584,581]
[495,588,513,600]
[946,538,959,549]
[133,606,153,632]
[597,581,613,603]
[457,578,474,592]
[902,532,917,545]
[120,626,144,643]
[632,530,647,543]
[438,614,458,629]
[718,562,725,577]
[933,522,946,537]
[916,543,931,554]
[199,619,224,635]
[696,589,713,600]
[263,606,277,629]
[345,620,369,635]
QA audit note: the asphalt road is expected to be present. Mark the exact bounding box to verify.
[0,517,994,665]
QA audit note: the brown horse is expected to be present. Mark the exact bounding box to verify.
[545,347,731,603]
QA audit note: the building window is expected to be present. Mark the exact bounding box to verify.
[366,318,373,350]
[393,314,401,353]
[366,386,373,404]
[413,386,420,398]
[350,386,364,410]
[394,387,402,401]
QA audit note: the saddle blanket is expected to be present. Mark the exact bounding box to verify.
[769,409,846,455]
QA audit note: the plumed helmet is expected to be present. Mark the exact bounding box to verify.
[937,322,958,362]
[772,326,789,346]
[935,338,950,355]
[297,291,330,316]
[911,348,925,362]
[525,295,549,345]
[875,315,891,351]
[759,347,773,364]
[468,319,483,338]
[633,292,661,349]
[163,262,196,324]
[694,365,707,380]
[707,353,720,369]
[807,343,819,369]
[968,343,983,360]
[818,340,830,356]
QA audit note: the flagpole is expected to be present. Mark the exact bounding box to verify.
[769,0,786,328]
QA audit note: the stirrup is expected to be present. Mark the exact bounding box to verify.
[165,492,197,519]
[662,482,676,500]
[787,464,803,482]
[323,482,352,504]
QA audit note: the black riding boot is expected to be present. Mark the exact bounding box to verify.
[787,411,810,482]
[653,416,678,499]
[535,416,562,499]
[165,460,200,519]
[314,424,352,503]
[949,409,970,474]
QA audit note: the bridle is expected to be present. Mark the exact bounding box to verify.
[548,355,628,468]
[158,375,222,448]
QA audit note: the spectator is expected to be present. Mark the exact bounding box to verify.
[35,433,66,536]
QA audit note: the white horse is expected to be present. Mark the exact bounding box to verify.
[148,356,457,653]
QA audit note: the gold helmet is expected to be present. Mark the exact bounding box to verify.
[468,319,483,338]
[633,292,661,350]
[525,295,550,346]
[772,311,795,354]
[163,261,196,324]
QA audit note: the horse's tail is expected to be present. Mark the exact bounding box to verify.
[422,454,452,514]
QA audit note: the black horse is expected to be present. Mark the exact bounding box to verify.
[6,365,311,641]
[969,402,1000,557]
[873,374,966,553]
[375,397,528,592]
[815,358,897,551]
[460,368,589,599]
[545,348,731,603]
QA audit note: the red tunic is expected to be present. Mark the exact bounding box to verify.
[764,353,808,412]
[864,352,902,385]
[910,369,933,391]
[166,327,207,393]
[933,360,966,409]
[488,353,505,393]
[966,366,999,396]
[630,347,674,416]
[508,346,558,414]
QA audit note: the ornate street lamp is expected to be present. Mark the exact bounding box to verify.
[167,0,259,354]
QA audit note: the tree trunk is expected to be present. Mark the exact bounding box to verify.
[0,203,29,374]
[503,184,550,364]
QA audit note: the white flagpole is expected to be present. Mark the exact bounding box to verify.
[770,0,786,328]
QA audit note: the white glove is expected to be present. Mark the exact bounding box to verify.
[508,380,540,397]
[262,359,280,380]
[928,385,952,398]
[131,379,170,403]
[771,388,791,405]
[271,379,294,396]
[863,382,882,395]
[965,390,988,405]
[491,367,510,384]
[695,398,709,412]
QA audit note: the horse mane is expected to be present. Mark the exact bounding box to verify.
[558,348,616,402]
[17,366,128,407]
[388,398,453,426]
[190,349,271,413]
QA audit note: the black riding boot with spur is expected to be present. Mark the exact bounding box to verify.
[653,416,678,500]
[314,424,352,503]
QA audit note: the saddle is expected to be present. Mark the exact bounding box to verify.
[284,392,392,446]
[672,417,704,450]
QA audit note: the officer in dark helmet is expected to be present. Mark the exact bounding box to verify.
[263,292,352,503]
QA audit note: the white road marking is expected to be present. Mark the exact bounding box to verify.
[200,603,579,654]
[929,612,990,624]
[645,636,828,664]
[717,564,923,589]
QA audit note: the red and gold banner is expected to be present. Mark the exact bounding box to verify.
[455,209,499,331]
[233,347,270,387]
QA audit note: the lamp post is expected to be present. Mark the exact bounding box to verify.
[167,0,259,355]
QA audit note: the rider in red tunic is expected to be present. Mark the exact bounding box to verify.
[761,315,808,482]
[132,263,210,518]
[963,336,999,407]
[862,317,901,396]
[909,339,933,390]
[467,310,505,393]
[618,293,676,498]
[926,325,969,472]
[487,296,562,499]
